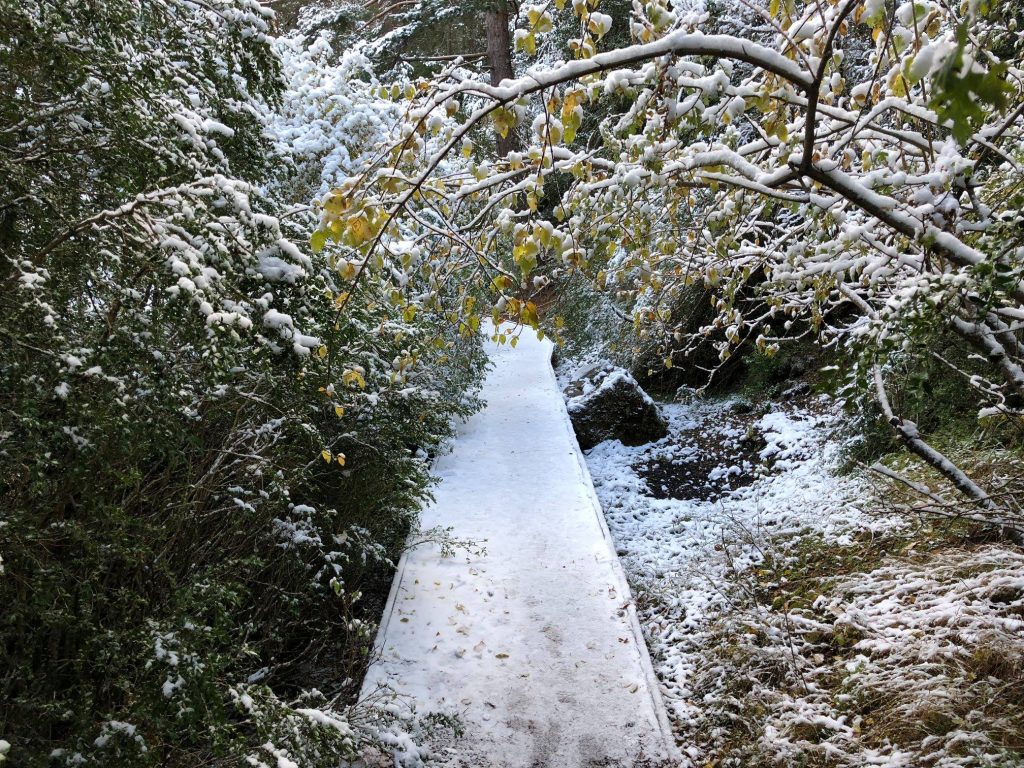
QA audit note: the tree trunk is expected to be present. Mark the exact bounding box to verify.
[484,5,518,157]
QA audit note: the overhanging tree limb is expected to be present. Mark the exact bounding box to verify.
[873,365,1005,515]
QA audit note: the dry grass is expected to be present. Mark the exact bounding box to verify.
[685,522,1024,767]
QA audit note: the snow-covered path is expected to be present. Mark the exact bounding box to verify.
[362,331,677,767]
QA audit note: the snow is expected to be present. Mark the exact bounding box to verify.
[361,328,678,766]
[756,409,818,466]
[569,377,1024,766]
[256,255,305,283]
[580,396,897,762]
[162,675,185,698]
[93,721,145,752]
[295,708,355,737]
[565,365,656,414]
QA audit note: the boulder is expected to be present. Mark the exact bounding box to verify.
[564,364,668,449]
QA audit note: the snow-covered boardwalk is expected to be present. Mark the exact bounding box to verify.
[362,330,678,767]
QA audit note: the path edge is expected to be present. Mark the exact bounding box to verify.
[359,438,459,705]
[359,508,414,700]
[541,342,683,764]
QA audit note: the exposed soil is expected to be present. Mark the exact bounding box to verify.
[635,410,768,502]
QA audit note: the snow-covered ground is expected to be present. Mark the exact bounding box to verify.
[575,384,1024,767]
[361,330,677,767]
[581,397,884,741]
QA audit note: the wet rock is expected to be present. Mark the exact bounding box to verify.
[564,364,668,450]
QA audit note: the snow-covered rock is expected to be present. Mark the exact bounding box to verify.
[564,364,668,449]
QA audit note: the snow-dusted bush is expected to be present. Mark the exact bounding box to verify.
[0,3,483,765]
[271,36,400,201]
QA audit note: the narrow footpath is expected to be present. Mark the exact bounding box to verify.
[362,329,678,767]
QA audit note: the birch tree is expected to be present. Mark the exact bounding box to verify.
[320,0,1024,525]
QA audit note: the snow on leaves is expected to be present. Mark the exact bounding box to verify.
[321,0,1022,511]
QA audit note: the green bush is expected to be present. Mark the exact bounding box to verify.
[0,2,485,765]
[842,328,1006,467]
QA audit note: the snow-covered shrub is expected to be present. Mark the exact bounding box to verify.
[0,2,483,765]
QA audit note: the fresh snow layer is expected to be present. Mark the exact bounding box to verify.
[362,329,677,767]
[581,396,897,763]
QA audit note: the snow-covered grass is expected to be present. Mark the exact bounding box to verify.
[579,391,1024,767]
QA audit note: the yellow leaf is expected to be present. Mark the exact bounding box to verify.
[339,260,357,280]
[492,107,516,139]
[324,193,350,216]
[336,453,346,466]
[522,301,539,328]
[334,405,345,417]
[527,7,552,32]
[321,450,332,463]
[317,345,328,359]
[342,369,367,389]
[345,214,373,247]
[515,31,537,55]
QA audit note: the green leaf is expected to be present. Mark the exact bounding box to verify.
[929,23,1012,143]
[311,229,328,253]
